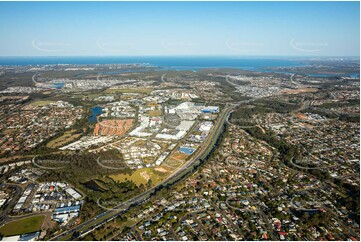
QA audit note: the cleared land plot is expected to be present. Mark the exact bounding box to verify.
[46,130,81,148]
[282,88,318,94]
[162,152,189,169]
[148,110,162,117]
[103,88,152,94]
[146,101,159,107]
[94,119,133,136]
[293,112,308,120]
[154,165,174,173]
[164,159,183,168]
[110,168,168,186]
[0,215,45,236]
[168,151,190,163]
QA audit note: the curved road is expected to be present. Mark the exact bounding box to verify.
[0,183,23,224]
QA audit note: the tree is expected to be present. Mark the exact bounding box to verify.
[71,231,80,239]
[147,179,152,189]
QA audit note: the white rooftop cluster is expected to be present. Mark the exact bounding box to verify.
[99,100,136,119]
[130,116,153,137]
[60,136,114,150]
[156,120,194,140]
[199,121,213,132]
[168,102,201,120]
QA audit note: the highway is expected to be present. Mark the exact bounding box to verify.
[49,103,238,241]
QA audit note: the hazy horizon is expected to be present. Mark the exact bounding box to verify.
[0,55,360,58]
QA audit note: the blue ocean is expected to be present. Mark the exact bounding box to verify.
[1,56,358,78]
[0,56,305,70]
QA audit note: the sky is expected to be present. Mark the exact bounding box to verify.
[0,1,359,57]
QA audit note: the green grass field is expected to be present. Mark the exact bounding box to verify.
[110,168,167,186]
[0,215,45,236]
[46,130,81,148]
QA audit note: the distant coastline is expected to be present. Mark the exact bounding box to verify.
[0,56,358,78]
[0,56,306,69]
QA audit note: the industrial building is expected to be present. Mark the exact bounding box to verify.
[53,205,81,224]
[201,106,219,113]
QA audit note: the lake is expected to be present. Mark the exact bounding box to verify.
[89,106,102,123]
